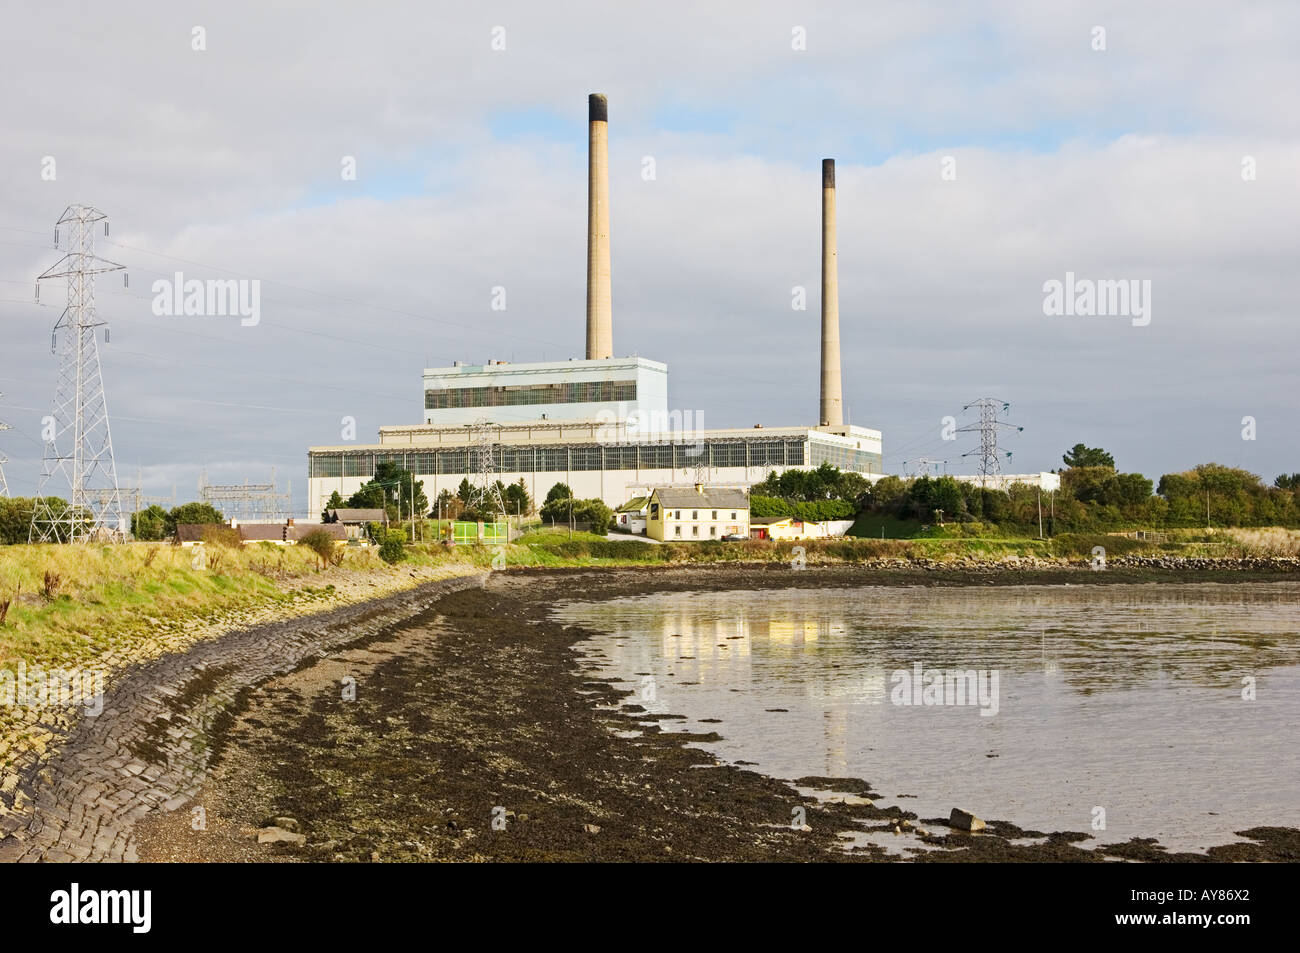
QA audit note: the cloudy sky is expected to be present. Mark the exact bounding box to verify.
[2,0,1297,511]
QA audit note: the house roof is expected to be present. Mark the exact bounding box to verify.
[289,523,347,542]
[750,515,794,525]
[328,508,387,523]
[175,523,212,543]
[616,496,648,512]
[651,487,749,510]
[239,523,287,541]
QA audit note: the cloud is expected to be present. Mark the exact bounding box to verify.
[1,1,1297,504]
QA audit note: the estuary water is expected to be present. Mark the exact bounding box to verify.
[555,582,1300,852]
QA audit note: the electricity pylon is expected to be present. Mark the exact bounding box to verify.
[956,398,1023,489]
[0,397,10,496]
[470,419,506,516]
[29,205,126,542]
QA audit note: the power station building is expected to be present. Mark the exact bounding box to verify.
[306,94,883,517]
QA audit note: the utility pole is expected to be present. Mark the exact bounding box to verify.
[1037,485,1044,539]
[955,398,1023,491]
[30,205,126,542]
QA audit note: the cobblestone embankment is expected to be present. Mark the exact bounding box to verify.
[0,569,485,862]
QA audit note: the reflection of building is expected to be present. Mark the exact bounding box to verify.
[647,486,749,541]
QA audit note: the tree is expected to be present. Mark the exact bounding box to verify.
[347,463,426,521]
[456,478,475,504]
[0,497,39,545]
[1274,474,1300,490]
[131,505,169,541]
[322,491,344,522]
[503,479,531,515]
[1063,444,1115,469]
[434,489,460,520]
[166,502,224,537]
[540,483,576,523]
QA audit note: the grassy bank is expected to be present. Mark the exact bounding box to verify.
[505,526,1300,566]
[5,525,1299,667]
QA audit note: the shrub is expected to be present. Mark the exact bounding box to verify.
[379,531,406,564]
[298,528,339,569]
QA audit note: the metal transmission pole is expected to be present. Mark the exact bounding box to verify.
[30,206,126,542]
[469,419,506,516]
[955,398,1023,490]
[0,398,10,496]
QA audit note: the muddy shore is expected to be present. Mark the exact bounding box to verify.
[131,564,1300,862]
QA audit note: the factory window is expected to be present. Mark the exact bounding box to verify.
[374,452,405,468]
[749,441,786,468]
[606,445,637,470]
[408,453,435,474]
[570,447,602,471]
[425,379,637,410]
[311,454,342,478]
[437,449,467,474]
[343,455,373,478]
[786,441,806,466]
[501,447,534,472]
[639,444,672,469]
[711,443,746,467]
[674,444,705,469]
[537,448,568,472]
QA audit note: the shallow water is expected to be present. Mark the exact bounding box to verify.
[555,582,1300,852]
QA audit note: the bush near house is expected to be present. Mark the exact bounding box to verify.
[379,531,406,564]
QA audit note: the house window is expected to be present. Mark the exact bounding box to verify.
[674,510,680,519]
[692,510,698,519]
[731,512,736,519]
[674,526,681,537]
[692,525,699,537]
[710,526,717,537]
[711,511,717,519]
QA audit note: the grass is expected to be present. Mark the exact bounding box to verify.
[5,525,1298,671]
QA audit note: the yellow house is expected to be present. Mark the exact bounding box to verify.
[646,485,749,541]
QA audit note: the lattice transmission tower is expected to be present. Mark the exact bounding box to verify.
[955,398,1023,489]
[469,420,506,516]
[0,397,10,497]
[30,205,126,542]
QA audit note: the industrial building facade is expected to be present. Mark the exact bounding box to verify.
[422,356,668,427]
[307,420,882,517]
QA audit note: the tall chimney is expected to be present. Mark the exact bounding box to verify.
[819,158,843,428]
[586,93,613,360]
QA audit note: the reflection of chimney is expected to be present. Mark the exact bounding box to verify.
[820,158,843,428]
[586,93,613,360]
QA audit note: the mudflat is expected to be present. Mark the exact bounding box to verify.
[133,565,1300,862]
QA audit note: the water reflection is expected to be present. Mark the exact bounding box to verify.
[556,583,1300,851]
